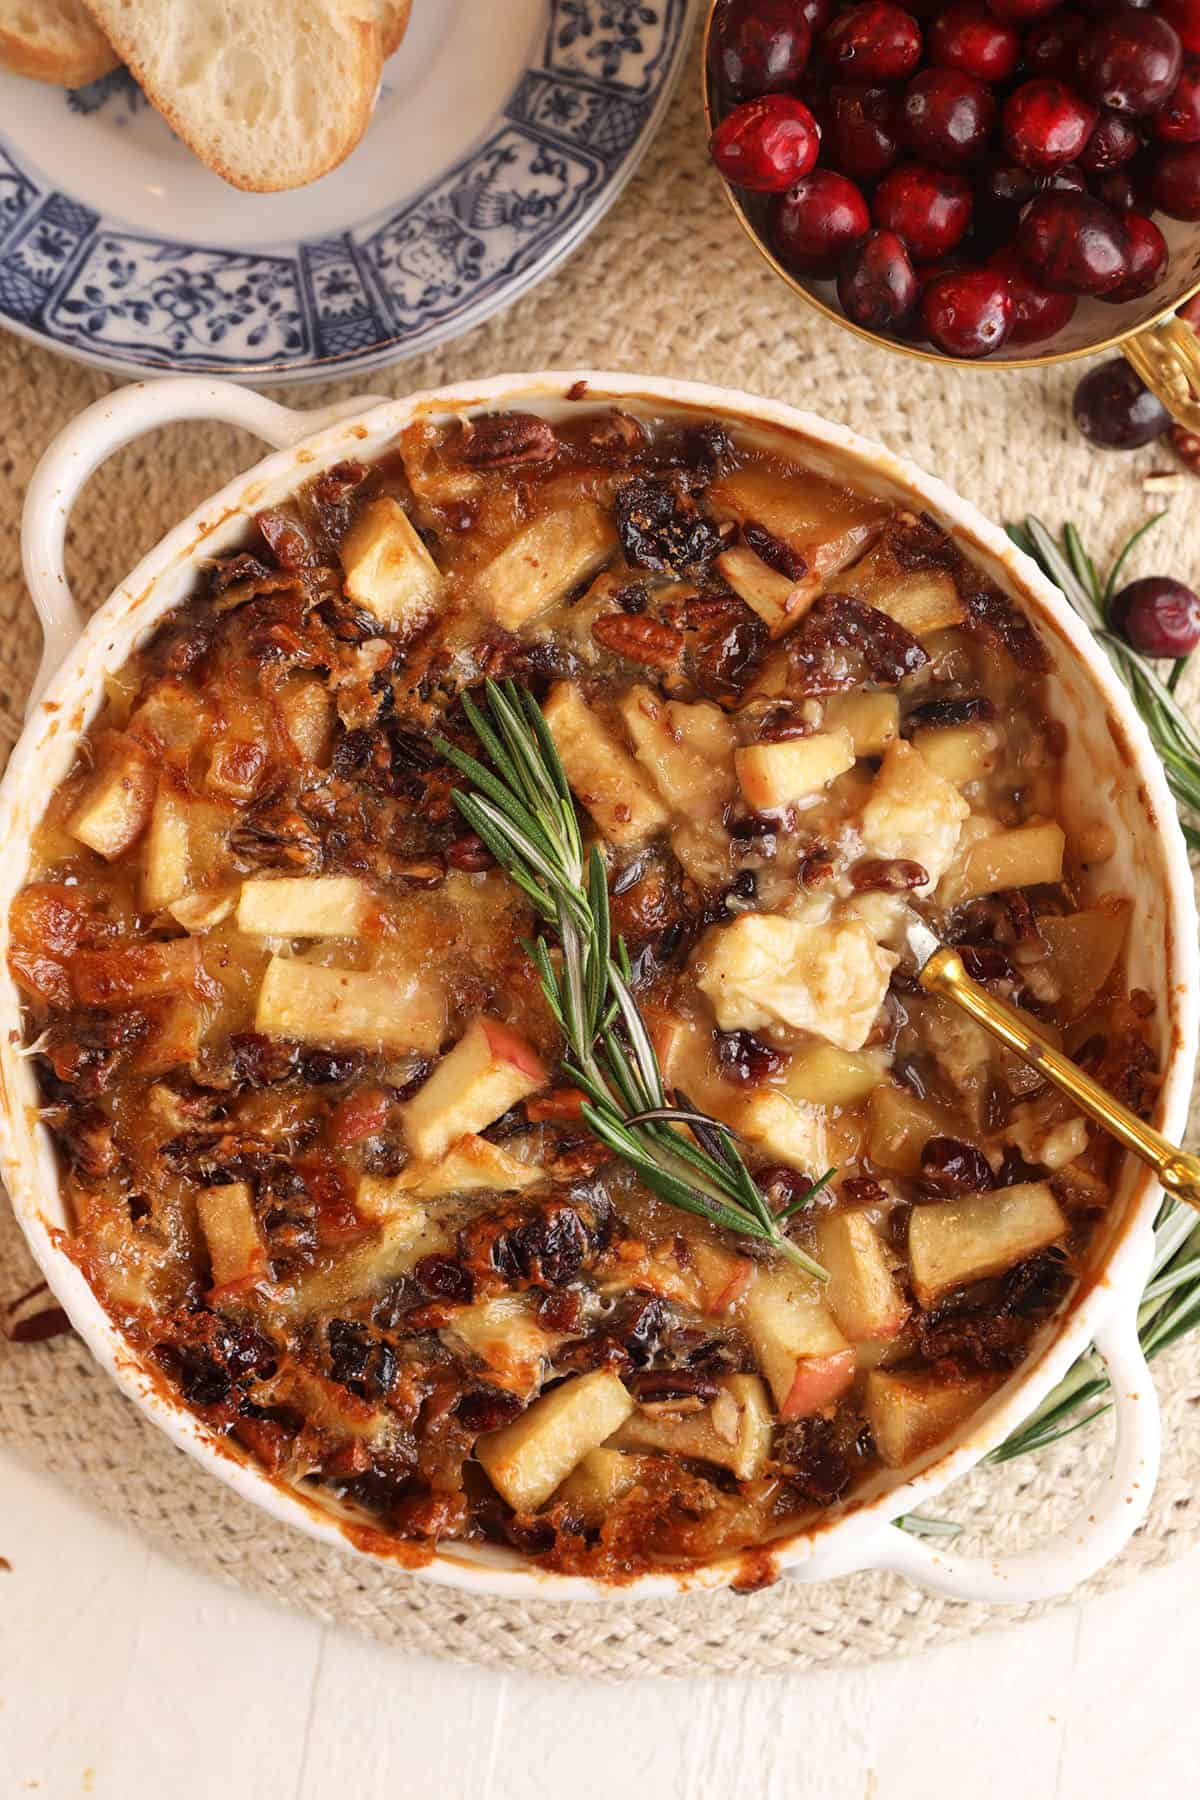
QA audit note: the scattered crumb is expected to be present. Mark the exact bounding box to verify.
[1142,472,1188,495]
[566,379,589,401]
[82,1772,95,1794]
[0,1556,11,1573]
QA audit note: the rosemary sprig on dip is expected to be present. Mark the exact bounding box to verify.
[1008,514,1200,853]
[435,679,832,1278]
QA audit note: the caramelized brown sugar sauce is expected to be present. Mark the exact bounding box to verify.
[9,406,1157,1580]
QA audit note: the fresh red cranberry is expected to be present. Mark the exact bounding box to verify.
[987,0,1063,19]
[709,0,813,100]
[901,67,996,165]
[1160,0,1200,57]
[988,247,1078,342]
[1092,167,1140,208]
[1150,141,1200,213]
[1003,79,1099,172]
[1017,192,1131,291]
[824,81,901,179]
[921,265,1015,355]
[979,154,1038,217]
[837,227,920,328]
[1154,62,1200,142]
[929,1,1019,79]
[772,169,872,275]
[873,161,973,259]
[1073,357,1171,447]
[710,96,822,190]
[1042,163,1089,193]
[1079,109,1142,171]
[1023,11,1087,79]
[821,2,923,80]
[1079,12,1183,115]
[1110,577,1200,656]
[1102,210,1169,298]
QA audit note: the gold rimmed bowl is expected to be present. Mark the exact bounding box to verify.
[701,0,1200,426]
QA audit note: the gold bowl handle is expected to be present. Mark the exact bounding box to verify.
[1120,313,1200,433]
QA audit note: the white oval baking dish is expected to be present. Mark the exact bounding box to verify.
[2,372,1195,1604]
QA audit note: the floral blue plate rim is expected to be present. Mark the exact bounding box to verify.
[0,0,691,386]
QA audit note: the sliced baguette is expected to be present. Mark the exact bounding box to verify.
[0,0,117,85]
[81,0,384,192]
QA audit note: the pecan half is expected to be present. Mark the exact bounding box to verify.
[592,613,684,669]
[459,412,558,467]
[849,857,929,892]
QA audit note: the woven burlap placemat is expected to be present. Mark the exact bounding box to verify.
[2,24,1199,1678]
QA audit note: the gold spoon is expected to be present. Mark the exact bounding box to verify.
[905,916,1200,1210]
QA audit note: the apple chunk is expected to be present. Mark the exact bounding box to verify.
[255,956,443,1053]
[67,731,156,860]
[474,503,615,630]
[341,495,443,629]
[401,1016,547,1162]
[865,1368,1002,1468]
[952,821,1065,901]
[475,1369,635,1512]
[196,1181,267,1290]
[141,785,191,912]
[734,730,855,813]
[816,1210,909,1342]
[357,1135,542,1218]
[543,681,668,846]
[741,1266,850,1418]
[237,876,371,938]
[908,1182,1067,1307]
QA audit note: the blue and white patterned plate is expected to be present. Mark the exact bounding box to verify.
[0,1,690,384]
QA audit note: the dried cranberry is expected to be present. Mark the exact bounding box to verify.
[298,1047,365,1085]
[614,477,722,577]
[716,1028,788,1085]
[850,857,929,890]
[920,1136,996,1193]
[414,1255,475,1304]
[230,1031,300,1084]
[457,1387,525,1434]
[742,521,808,581]
[959,943,1015,979]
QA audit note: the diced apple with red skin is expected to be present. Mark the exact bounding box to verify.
[740,1266,852,1419]
[401,1016,548,1162]
[67,730,156,860]
[816,1210,909,1343]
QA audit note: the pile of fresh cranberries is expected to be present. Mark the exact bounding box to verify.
[707,0,1200,357]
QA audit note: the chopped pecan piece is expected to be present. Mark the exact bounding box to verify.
[459,412,558,467]
[592,613,684,669]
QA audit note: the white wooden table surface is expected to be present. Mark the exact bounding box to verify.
[2,1442,1197,1799]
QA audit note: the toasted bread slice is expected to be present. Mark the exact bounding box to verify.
[80,0,384,192]
[0,0,117,85]
[381,0,410,57]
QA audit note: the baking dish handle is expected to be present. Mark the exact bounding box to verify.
[22,377,382,705]
[866,1297,1161,1604]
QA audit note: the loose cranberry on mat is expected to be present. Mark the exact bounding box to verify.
[1110,577,1200,656]
[921,265,1015,354]
[708,0,813,100]
[1102,210,1169,298]
[1078,11,1183,114]
[1003,80,1098,173]
[1150,141,1200,214]
[710,95,821,190]
[772,169,871,274]
[1017,192,1132,292]
[902,67,996,165]
[1073,357,1172,447]
[821,2,924,80]
[837,227,920,327]
[987,248,1077,343]
[928,1,1019,81]
[824,82,901,179]
[873,160,973,258]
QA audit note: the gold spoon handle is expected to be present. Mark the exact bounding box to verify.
[919,945,1200,1212]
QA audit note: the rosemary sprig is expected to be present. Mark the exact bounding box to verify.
[434,680,831,1279]
[1006,514,1200,852]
